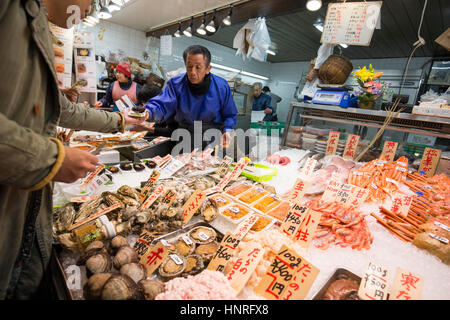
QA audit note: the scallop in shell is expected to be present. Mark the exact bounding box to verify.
[85,252,112,274]
[194,241,219,262]
[120,263,146,283]
[159,254,186,280]
[138,280,165,300]
[113,246,138,270]
[182,254,204,276]
[200,198,218,223]
[84,272,113,300]
[175,237,195,256]
[188,226,217,244]
[101,274,143,300]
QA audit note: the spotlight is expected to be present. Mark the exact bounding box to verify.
[206,9,217,33]
[197,13,207,35]
[98,2,112,19]
[222,5,233,26]
[183,17,193,37]
[306,0,322,11]
[174,22,182,37]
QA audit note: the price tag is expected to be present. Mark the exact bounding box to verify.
[418,147,442,177]
[197,232,210,242]
[207,232,240,273]
[158,154,172,167]
[300,158,317,178]
[68,203,121,231]
[371,182,378,189]
[70,195,100,203]
[169,254,184,265]
[397,161,407,167]
[428,233,449,244]
[280,204,308,239]
[181,235,194,246]
[288,178,310,205]
[121,94,136,108]
[342,134,360,160]
[233,214,259,240]
[115,100,127,112]
[134,230,156,260]
[358,261,390,300]
[87,173,110,193]
[160,239,170,247]
[335,183,352,206]
[326,131,340,156]
[346,186,369,209]
[140,242,169,277]
[390,194,413,218]
[294,209,322,251]
[434,221,450,232]
[227,243,264,294]
[254,245,302,300]
[161,189,177,207]
[229,157,250,181]
[205,172,233,196]
[139,185,166,211]
[281,256,320,300]
[159,158,185,179]
[215,156,233,176]
[381,141,398,162]
[321,179,341,202]
[139,170,160,203]
[182,190,206,225]
[81,163,105,188]
[389,268,424,300]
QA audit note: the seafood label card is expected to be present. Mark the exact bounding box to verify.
[343,134,360,160]
[227,242,264,294]
[389,268,423,300]
[254,245,302,300]
[229,157,250,182]
[159,158,185,180]
[281,256,320,300]
[335,183,353,207]
[215,155,233,176]
[233,214,259,240]
[326,131,340,156]
[140,242,169,278]
[294,209,322,251]
[390,194,413,218]
[321,179,341,203]
[207,232,240,273]
[300,158,317,179]
[134,230,155,259]
[161,189,177,207]
[68,203,121,231]
[381,140,398,162]
[70,195,99,203]
[182,190,206,225]
[87,173,110,193]
[139,185,166,211]
[81,163,105,187]
[347,186,369,209]
[418,147,441,177]
[139,170,160,203]
[358,261,391,300]
[288,178,310,205]
[280,205,308,239]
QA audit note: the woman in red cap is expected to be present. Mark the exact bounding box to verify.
[94,62,142,108]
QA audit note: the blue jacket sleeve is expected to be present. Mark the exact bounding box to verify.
[99,82,114,107]
[221,85,237,132]
[144,80,177,124]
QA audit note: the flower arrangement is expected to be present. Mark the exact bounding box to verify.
[353,64,393,106]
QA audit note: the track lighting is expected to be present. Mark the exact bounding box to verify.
[174,22,182,37]
[197,13,207,35]
[183,17,193,37]
[98,1,112,19]
[206,9,217,33]
[222,5,233,26]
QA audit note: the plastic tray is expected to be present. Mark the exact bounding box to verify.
[239,163,278,182]
[219,203,255,224]
[249,214,276,233]
[312,268,362,300]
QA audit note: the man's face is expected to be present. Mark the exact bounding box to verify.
[185,54,211,84]
[253,86,262,98]
[43,0,91,28]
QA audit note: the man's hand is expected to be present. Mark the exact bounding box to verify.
[264,108,272,114]
[52,147,99,183]
[123,108,150,127]
[94,101,103,108]
[60,88,81,102]
[222,131,232,149]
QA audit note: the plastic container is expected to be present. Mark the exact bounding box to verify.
[237,186,269,205]
[302,133,318,139]
[225,181,253,197]
[267,201,292,221]
[305,126,330,136]
[208,194,232,208]
[240,163,278,182]
[252,194,282,213]
[62,184,91,202]
[219,203,253,223]
[249,214,276,233]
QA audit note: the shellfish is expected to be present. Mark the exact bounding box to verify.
[85,273,113,300]
[138,280,165,300]
[85,252,112,274]
[101,274,143,300]
[200,199,219,223]
[117,185,141,201]
[182,254,204,276]
[113,246,138,270]
[120,263,146,283]
[159,254,186,280]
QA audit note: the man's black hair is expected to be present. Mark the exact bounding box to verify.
[183,45,211,66]
[262,86,270,92]
[137,84,161,105]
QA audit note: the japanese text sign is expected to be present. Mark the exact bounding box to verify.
[139,184,166,211]
[161,189,177,207]
[418,147,441,177]
[215,155,233,176]
[390,194,413,218]
[227,242,264,294]
[87,173,110,193]
[300,158,317,178]
[381,140,398,162]
[140,241,169,277]
[335,183,353,206]
[68,203,121,231]
[139,170,160,203]
[358,261,391,300]
[288,178,311,205]
[134,230,155,260]
[229,157,250,181]
[182,190,206,224]
[207,232,240,273]
[294,209,322,251]
[280,204,308,239]
[81,163,105,187]
[389,268,423,300]
[254,245,302,300]
[70,195,99,203]
[233,214,259,240]
[321,179,342,203]
[204,172,233,196]
[346,185,369,209]
[281,256,320,300]
[343,134,360,160]
[326,131,340,156]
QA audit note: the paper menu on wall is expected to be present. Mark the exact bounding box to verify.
[321,1,382,46]
[50,24,74,89]
[73,31,96,92]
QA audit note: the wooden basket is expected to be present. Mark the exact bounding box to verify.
[318,54,353,85]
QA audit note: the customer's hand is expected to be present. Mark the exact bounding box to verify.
[264,108,272,114]
[52,147,99,183]
[60,88,80,102]
[222,131,232,149]
[123,108,150,126]
[94,101,103,108]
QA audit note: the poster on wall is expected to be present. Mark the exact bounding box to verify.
[321,1,382,46]
[49,23,74,89]
[160,35,173,56]
[73,32,97,93]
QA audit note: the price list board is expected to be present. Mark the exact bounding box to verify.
[321,1,382,46]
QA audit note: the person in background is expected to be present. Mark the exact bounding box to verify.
[94,62,142,108]
[143,45,237,150]
[262,86,281,122]
[251,82,273,122]
[0,0,148,300]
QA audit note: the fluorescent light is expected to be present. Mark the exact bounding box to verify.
[210,63,240,73]
[266,49,276,56]
[314,23,323,32]
[340,43,348,48]
[306,0,322,11]
[241,71,269,81]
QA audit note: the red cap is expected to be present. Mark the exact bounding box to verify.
[115,62,131,78]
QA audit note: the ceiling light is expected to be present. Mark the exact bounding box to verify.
[108,3,121,12]
[340,43,348,48]
[206,9,217,33]
[174,22,182,37]
[183,17,193,37]
[314,23,323,32]
[98,4,112,19]
[266,49,276,56]
[85,3,100,24]
[241,71,269,81]
[197,13,207,35]
[222,5,233,26]
[210,62,240,73]
[306,0,322,11]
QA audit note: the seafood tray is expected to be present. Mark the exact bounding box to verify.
[219,202,255,224]
[249,214,276,233]
[312,268,362,300]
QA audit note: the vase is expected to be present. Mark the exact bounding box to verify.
[358,100,375,110]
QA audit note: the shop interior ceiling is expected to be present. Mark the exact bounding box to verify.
[111,0,449,63]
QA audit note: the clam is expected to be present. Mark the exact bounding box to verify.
[113,246,138,270]
[183,254,204,276]
[85,252,112,274]
[194,241,219,262]
[57,233,79,252]
[101,274,143,300]
[85,272,113,300]
[138,280,165,300]
[111,235,128,251]
[189,226,217,244]
[120,263,146,283]
[86,240,105,252]
[200,199,218,223]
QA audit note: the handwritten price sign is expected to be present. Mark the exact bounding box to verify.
[182,190,206,225]
[207,232,240,273]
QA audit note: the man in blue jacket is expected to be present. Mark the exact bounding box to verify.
[143,45,237,150]
[252,82,274,121]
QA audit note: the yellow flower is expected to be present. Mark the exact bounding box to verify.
[353,66,374,82]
